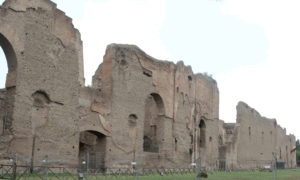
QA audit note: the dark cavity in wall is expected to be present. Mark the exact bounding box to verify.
[143,68,152,77]
[78,131,106,171]
[199,119,206,148]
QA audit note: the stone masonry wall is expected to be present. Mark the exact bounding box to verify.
[0,0,296,169]
[0,0,84,164]
[89,44,220,167]
[235,102,296,168]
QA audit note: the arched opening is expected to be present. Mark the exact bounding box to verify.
[175,138,178,151]
[199,119,206,149]
[143,93,165,153]
[209,137,213,151]
[0,33,18,136]
[79,130,106,171]
[218,135,223,145]
[0,33,18,87]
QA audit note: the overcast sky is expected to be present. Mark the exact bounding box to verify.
[0,0,299,140]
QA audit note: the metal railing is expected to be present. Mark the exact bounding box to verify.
[1,151,299,180]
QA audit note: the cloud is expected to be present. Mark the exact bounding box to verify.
[73,0,171,85]
[216,0,300,138]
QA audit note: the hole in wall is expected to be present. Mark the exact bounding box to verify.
[143,68,152,77]
[128,114,137,126]
[188,76,192,81]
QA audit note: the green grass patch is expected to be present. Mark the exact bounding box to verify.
[1,169,300,180]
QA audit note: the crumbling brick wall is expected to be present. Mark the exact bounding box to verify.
[0,0,296,170]
[0,0,84,163]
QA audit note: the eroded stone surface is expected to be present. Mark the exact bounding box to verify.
[0,0,296,169]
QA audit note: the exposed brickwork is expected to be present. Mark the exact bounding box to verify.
[0,0,296,169]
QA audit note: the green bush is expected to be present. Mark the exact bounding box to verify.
[189,148,193,155]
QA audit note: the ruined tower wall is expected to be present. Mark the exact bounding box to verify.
[102,44,175,161]
[236,102,296,168]
[89,44,220,167]
[0,0,84,161]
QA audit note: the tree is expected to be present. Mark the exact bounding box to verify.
[297,139,300,162]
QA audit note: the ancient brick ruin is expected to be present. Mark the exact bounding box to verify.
[0,0,297,169]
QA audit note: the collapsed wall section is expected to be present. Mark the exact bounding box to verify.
[0,0,84,163]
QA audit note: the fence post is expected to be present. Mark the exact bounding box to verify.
[87,152,89,180]
[136,153,141,180]
[272,157,274,180]
[45,151,49,180]
[11,148,15,180]
[275,157,277,180]
[197,151,201,180]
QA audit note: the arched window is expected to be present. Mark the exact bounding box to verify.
[199,119,206,148]
[143,93,165,153]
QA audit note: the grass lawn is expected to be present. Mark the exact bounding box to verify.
[2,169,300,180]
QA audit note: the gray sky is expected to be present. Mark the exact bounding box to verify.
[0,0,299,140]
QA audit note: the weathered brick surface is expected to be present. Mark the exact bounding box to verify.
[0,0,296,169]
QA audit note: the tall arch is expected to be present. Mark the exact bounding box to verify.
[0,21,23,137]
[143,93,165,153]
[0,33,18,73]
[0,19,24,88]
[199,119,206,149]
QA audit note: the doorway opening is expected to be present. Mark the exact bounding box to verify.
[79,131,106,171]
[143,93,165,153]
